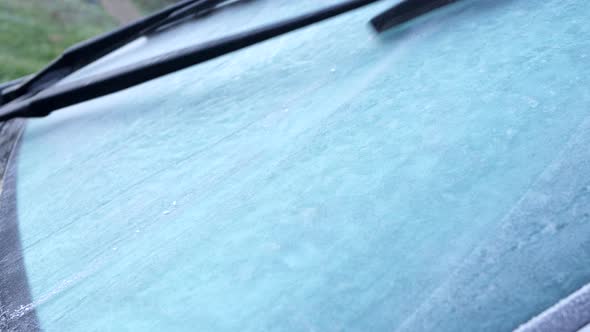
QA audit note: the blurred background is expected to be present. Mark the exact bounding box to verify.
[0,0,176,82]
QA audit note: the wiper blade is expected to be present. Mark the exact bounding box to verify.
[1,0,235,103]
[0,0,384,121]
[370,0,459,33]
[140,0,245,35]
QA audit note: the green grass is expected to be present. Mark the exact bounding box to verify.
[132,0,177,14]
[0,0,116,82]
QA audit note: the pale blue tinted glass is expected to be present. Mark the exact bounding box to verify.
[15,0,590,331]
[70,0,346,80]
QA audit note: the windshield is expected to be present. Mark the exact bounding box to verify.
[3,0,590,331]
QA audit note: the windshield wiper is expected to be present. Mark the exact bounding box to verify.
[0,0,462,122]
[1,0,238,103]
[370,0,459,32]
[0,0,389,121]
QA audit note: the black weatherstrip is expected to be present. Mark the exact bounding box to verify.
[0,120,40,331]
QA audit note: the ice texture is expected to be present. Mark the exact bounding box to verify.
[12,0,590,331]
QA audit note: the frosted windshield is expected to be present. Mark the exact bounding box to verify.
[11,0,590,331]
[67,0,349,81]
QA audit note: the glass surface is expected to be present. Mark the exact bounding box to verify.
[67,0,347,81]
[11,0,590,331]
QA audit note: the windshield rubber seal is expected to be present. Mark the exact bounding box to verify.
[0,120,40,331]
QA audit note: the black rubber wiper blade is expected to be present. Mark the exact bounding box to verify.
[141,0,244,35]
[0,0,384,122]
[370,0,459,33]
[1,0,230,103]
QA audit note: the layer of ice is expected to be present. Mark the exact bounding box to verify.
[12,0,590,331]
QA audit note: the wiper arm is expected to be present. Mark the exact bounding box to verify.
[370,0,459,33]
[1,0,236,103]
[0,0,469,122]
[140,0,248,35]
[0,0,385,121]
